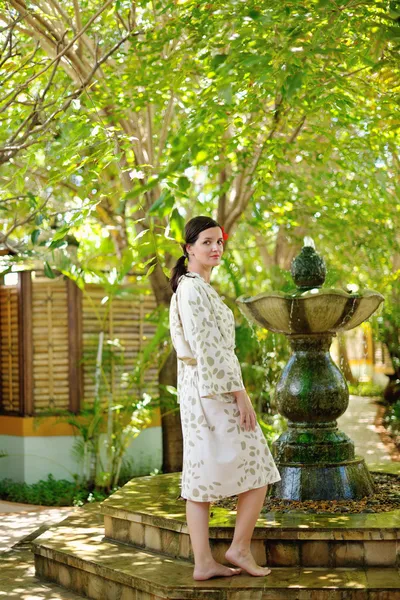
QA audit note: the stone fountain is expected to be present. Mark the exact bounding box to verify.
[237,238,384,501]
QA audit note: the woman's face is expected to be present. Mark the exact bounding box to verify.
[186,226,224,268]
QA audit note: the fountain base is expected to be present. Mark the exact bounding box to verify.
[270,457,375,501]
[273,422,355,463]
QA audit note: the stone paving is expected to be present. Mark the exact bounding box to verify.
[0,503,83,598]
[0,502,75,553]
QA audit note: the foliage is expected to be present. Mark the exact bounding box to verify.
[1,0,399,270]
[348,381,386,398]
[0,474,108,507]
[234,315,289,441]
[62,366,155,492]
[258,413,288,446]
[235,321,290,413]
[54,279,166,491]
[383,400,400,447]
[377,276,400,399]
[2,1,399,318]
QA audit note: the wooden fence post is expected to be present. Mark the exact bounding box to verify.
[18,271,33,416]
[67,279,83,413]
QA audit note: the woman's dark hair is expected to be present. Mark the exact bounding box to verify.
[170,216,221,293]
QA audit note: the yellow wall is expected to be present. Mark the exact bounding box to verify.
[0,409,161,437]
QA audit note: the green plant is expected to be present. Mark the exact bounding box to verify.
[383,399,400,447]
[52,282,166,492]
[235,321,290,414]
[258,413,288,445]
[0,474,109,507]
[377,276,400,403]
[348,381,385,397]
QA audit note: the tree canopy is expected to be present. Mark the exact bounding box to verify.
[1,0,400,469]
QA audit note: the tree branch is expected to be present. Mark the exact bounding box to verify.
[0,195,51,243]
[0,27,142,163]
[156,92,174,167]
[8,0,116,93]
[72,0,83,59]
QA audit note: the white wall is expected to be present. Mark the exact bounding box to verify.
[0,426,162,484]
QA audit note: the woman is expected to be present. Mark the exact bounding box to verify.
[169,215,281,581]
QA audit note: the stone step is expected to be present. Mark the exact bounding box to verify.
[101,473,400,568]
[32,511,400,600]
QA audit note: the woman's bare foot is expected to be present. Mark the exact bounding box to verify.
[193,559,242,581]
[225,546,271,577]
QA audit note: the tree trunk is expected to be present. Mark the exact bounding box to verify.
[159,347,183,472]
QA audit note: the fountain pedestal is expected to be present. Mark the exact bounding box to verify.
[271,334,374,500]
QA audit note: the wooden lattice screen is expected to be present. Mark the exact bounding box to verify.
[32,279,70,413]
[0,274,158,415]
[0,286,20,413]
[82,285,158,405]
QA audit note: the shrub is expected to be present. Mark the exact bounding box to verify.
[0,474,109,506]
[348,381,385,397]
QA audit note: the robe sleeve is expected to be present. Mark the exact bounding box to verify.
[177,279,245,399]
[169,293,197,366]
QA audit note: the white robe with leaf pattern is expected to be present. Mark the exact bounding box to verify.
[169,272,281,501]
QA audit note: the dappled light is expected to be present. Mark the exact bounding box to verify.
[0,504,74,553]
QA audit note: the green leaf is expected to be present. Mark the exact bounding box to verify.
[177,177,190,192]
[284,71,303,99]
[219,84,233,105]
[44,262,56,279]
[132,229,149,243]
[148,190,175,216]
[211,54,228,69]
[194,150,208,165]
[48,238,67,249]
[169,209,185,243]
[27,192,38,209]
[52,225,70,242]
[248,9,261,19]
[31,230,40,244]
[125,178,159,202]
[146,263,157,277]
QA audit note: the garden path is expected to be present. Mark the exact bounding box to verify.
[337,394,392,464]
[0,502,75,553]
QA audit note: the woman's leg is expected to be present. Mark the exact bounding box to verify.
[225,485,271,576]
[186,499,242,580]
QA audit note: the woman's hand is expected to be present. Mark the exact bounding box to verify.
[233,389,257,432]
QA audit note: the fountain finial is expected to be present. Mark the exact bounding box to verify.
[291,237,326,290]
[303,236,315,249]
